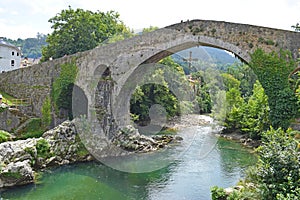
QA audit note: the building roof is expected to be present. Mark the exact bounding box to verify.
[0,37,20,51]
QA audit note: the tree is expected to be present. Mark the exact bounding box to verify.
[4,33,47,58]
[41,6,131,61]
[240,81,270,139]
[130,56,191,124]
[292,22,300,32]
[142,26,159,33]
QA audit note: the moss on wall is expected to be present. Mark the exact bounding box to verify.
[51,59,78,119]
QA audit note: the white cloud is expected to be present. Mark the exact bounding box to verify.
[1,0,299,39]
[11,11,19,16]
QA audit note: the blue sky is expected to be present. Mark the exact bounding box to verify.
[0,0,299,39]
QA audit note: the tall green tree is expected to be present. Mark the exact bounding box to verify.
[130,56,191,124]
[41,6,131,61]
[240,81,270,139]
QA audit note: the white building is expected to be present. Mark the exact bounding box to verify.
[0,37,21,72]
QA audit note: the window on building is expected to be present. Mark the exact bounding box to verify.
[12,51,14,56]
[11,60,15,66]
[17,52,19,56]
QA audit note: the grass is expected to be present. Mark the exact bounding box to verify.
[16,118,46,140]
[0,130,11,143]
[1,172,22,179]
[0,91,16,106]
[0,91,31,106]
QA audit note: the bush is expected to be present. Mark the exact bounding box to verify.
[0,130,11,143]
[36,139,50,158]
[41,96,51,127]
[16,118,45,139]
[211,186,227,200]
[250,128,300,199]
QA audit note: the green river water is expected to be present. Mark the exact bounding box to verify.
[0,122,257,200]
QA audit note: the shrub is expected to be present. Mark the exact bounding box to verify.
[16,118,45,139]
[41,96,52,127]
[0,130,11,143]
[36,139,50,158]
[250,128,300,199]
[211,186,227,200]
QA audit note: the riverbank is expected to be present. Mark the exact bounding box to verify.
[216,131,261,149]
[168,114,261,149]
[0,121,92,188]
[167,114,213,129]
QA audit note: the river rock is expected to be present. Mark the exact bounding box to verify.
[0,160,34,187]
[0,120,91,188]
[113,125,183,153]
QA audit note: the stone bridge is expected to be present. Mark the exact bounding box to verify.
[0,20,299,141]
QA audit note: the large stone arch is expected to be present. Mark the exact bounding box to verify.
[73,20,300,139]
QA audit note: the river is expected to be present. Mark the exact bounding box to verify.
[0,117,257,200]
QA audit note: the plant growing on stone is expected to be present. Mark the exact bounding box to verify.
[250,49,298,130]
[41,96,52,128]
[0,130,11,143]
[52,60,78,119]
[36,139,51,159]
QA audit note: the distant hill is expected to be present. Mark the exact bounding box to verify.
[172,46,241,74]
[3,33,47,59]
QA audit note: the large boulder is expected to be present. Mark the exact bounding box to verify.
[0,120,91,188]
[113,125,183,153]
[0,160,34,187]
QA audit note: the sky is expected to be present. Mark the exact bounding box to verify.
[0,0,299,39]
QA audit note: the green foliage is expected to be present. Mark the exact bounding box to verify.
[36,139,50,158]
[250,49,298,129]
[292,22,300,32]
[142,26,159,33]
[191,71,212,113]
[130,83,179,123]
[0,130,11,143]
[41,96,51,127]
[52,60,78,119]
[1,172,22,179]
[226,64,257,98]
[224,88,245,130]
[211,186,227,200]
[4,33,47,58]
[0,106,8,113]
[240,81,270,139]
[249,128,300,199]
[42,6,131,61]
[211,90,227,122]
[296,85,300,114]
[16,118,45,139]
[221,73,241,91]
[214,76,269,139]
[130,56,190,123]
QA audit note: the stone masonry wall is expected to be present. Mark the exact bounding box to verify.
[0,52,87,118]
